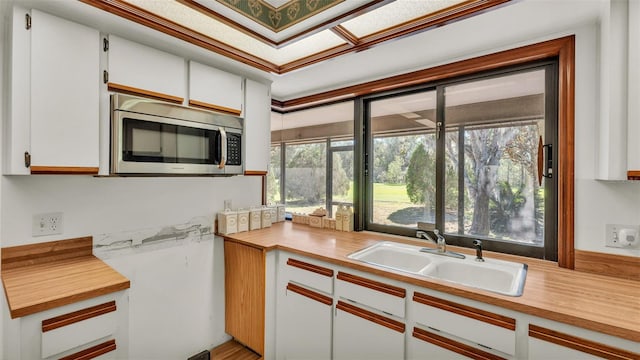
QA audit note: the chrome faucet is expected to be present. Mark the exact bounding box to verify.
[473,239,484,262]
[416,229,447,253]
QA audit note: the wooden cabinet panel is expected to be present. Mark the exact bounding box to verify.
[108,35,185,103]
[189,61,243,116]
[243,79,271,173]
[224,240,265,355]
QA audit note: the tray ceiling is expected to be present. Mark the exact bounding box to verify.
[82,0,510,74]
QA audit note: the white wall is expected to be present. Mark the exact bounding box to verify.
[1,175,260,246]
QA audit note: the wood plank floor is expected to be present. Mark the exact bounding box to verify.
[210,340,261,360]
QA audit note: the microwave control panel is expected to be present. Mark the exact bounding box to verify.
[227,134,241,166]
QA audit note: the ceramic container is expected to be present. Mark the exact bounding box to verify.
[217,209,238,235]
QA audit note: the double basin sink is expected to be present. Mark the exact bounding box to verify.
[347,241,527,296]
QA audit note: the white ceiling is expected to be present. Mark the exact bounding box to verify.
[5,0,603,103]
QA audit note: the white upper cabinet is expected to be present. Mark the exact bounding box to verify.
[107,35,185,103]
[244,79,271,174]
[188,61,243,116]
[627,0,640,178]
[6,7,100,175]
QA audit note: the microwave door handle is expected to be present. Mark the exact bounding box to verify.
[218,128,227,169]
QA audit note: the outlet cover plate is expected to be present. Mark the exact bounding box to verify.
[605,224,639,248]
[32,212,63,237]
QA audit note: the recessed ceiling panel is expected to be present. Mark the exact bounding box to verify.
[341,0,466,37]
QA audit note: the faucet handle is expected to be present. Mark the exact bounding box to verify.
[473,239,482,247]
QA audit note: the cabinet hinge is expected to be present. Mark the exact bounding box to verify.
[103,70,109,84]
[103,38,109,52]
[25,13,31,30]
[24,151,31,168]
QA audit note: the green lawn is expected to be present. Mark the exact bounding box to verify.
[373,183,411,203]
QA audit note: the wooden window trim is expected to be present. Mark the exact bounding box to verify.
[287,258,334,277]
[336,271,406,298]
[42,301,117,332]
[413,292,515,331]
[336,300,405,333]
[529,324,639,360]
[286,283,332,306]
[413,327,506,360]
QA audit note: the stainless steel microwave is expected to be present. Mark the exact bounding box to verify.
[111,94,243,175]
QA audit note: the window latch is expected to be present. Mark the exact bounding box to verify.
[436,122,442,139]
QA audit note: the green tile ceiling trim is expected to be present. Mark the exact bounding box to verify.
[217,0,344,32]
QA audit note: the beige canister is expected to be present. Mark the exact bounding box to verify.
[261,206,272,228]
[276,204,286,222]
[249,207,262,230]
[237,208,249,232]
[217,209,238,235]
[335,205,344,231]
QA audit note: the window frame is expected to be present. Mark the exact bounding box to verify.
[355,37,574,267]
[272,36,575,267]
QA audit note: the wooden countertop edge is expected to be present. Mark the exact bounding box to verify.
[8,280,130,319]
[221,228,640,343]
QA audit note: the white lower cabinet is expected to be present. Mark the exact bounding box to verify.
[276,253,334,360]
[278,283,333,360]
[14,291,128,360]
[333,300,405,360]
[272,251,639,360]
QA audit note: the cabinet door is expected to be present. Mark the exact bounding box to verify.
[277,283,332,360]
[224,240,265,355]
[628,0,640,178]
[108,35,185,103]
[29,9,100,173]
[333,300,404,360]
[189,61,243,116]
[244,79,271,174]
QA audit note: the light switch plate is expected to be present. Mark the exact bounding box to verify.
[605,224,640,248]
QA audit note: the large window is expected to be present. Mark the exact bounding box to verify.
[363,63,558,260]
[269,102,354,217]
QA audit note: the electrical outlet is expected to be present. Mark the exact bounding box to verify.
[606,224,640,248]
[32,212,64,237]
[224,199,232,210]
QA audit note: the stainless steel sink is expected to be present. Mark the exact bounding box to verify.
[348,241,527,296]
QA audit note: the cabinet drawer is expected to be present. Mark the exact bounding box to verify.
[409,326,506,360]
[336,271,406,317]
[41,301,117,358]
[412,292,516,356]
[528,324,639,360]
[58,339,117,360]
[284,257,334,294]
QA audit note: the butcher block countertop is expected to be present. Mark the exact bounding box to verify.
[223,221,640,342]
[1,237,130,319]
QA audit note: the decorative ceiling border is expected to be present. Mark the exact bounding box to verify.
[216,0,344,33]
[80,0,511,75]
[177,0,391,48]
